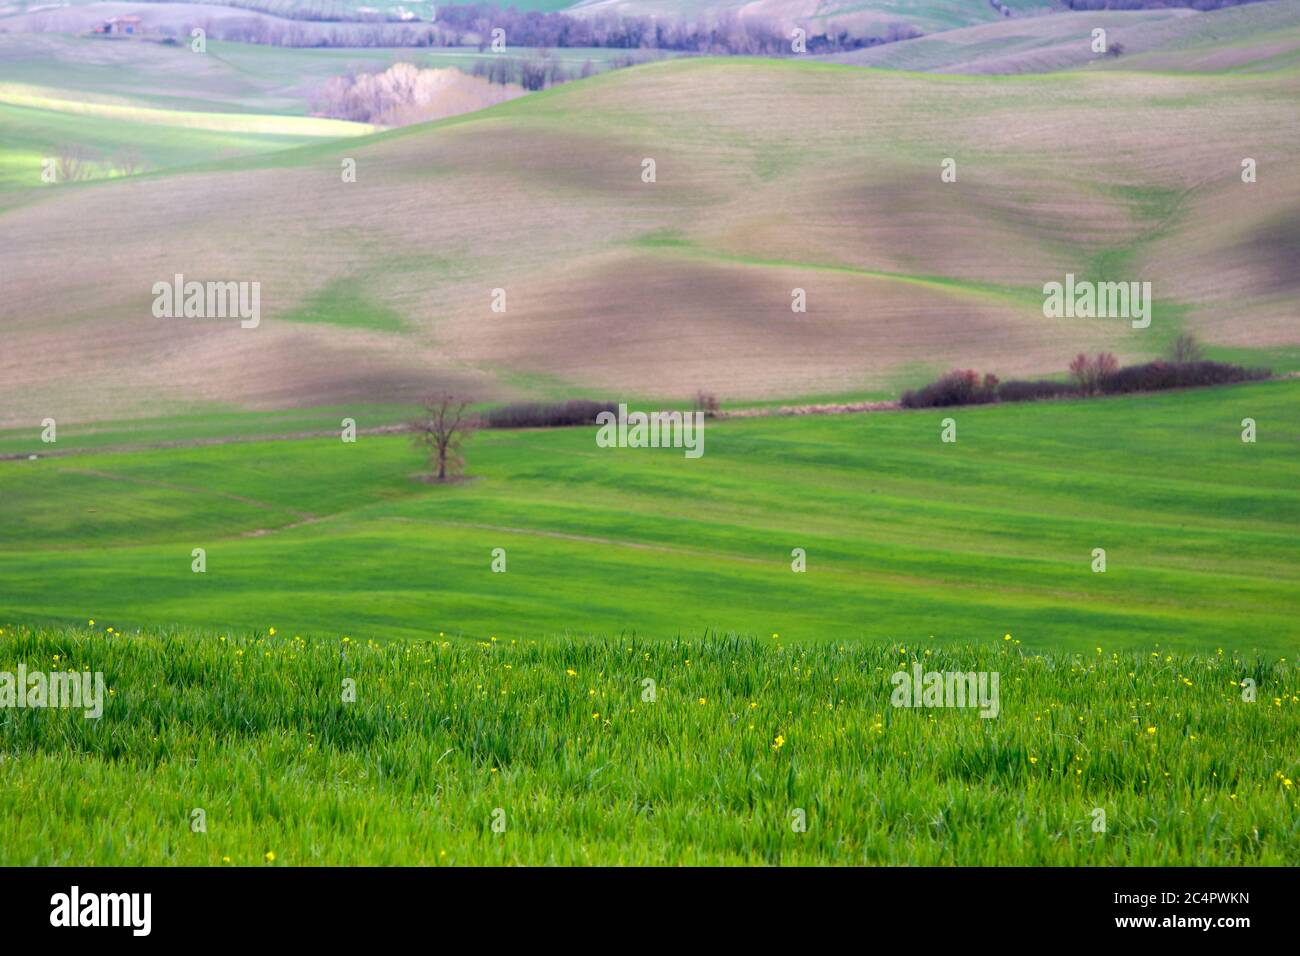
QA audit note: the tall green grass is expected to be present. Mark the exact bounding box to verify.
[1,624,1295,864]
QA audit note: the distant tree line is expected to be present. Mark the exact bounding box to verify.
[433,5,915,55]
[1059,0,1271,11]
[155,19,443,47]
[470,55,568,91]
[154,5,913,53]
[468,51,659,90]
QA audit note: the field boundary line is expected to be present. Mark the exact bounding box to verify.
[2,375,1295,462]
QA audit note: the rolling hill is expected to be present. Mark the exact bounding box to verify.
[820,0,1300,73]
[1,1,1297,871]
[2,50,1297,426]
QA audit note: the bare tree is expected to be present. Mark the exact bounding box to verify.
[409,395,477,481]
[55,144,94,183]
[112,146,142,177]
[694,390,720,419]
[1096,351,1119,381]
[1068,352,1118,395]
[1166,332,1204,364]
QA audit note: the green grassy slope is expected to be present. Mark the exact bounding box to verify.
[0,101,342,192]
[2,382,1297,654]
[0,34,650,115]
[0,36,385,192]
[0,35,645,192]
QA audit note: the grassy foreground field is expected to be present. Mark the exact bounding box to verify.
[0,624,1295,864]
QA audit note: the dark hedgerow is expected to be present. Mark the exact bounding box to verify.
[901,359,1270,409]
[483,400,618,430]
[900,370,1000,409]
[1098,360,1270,395]
[996,379,1080,403]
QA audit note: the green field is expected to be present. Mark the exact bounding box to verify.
[0,623,1295,865]
[3,381,1297,655]
[0,91,367,194]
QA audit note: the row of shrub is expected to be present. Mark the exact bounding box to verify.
[1100,359,1271,394]
[483,392,721,429]
[901,370,1002,408]
[481,400,618,430]
[901,357,1270,409]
